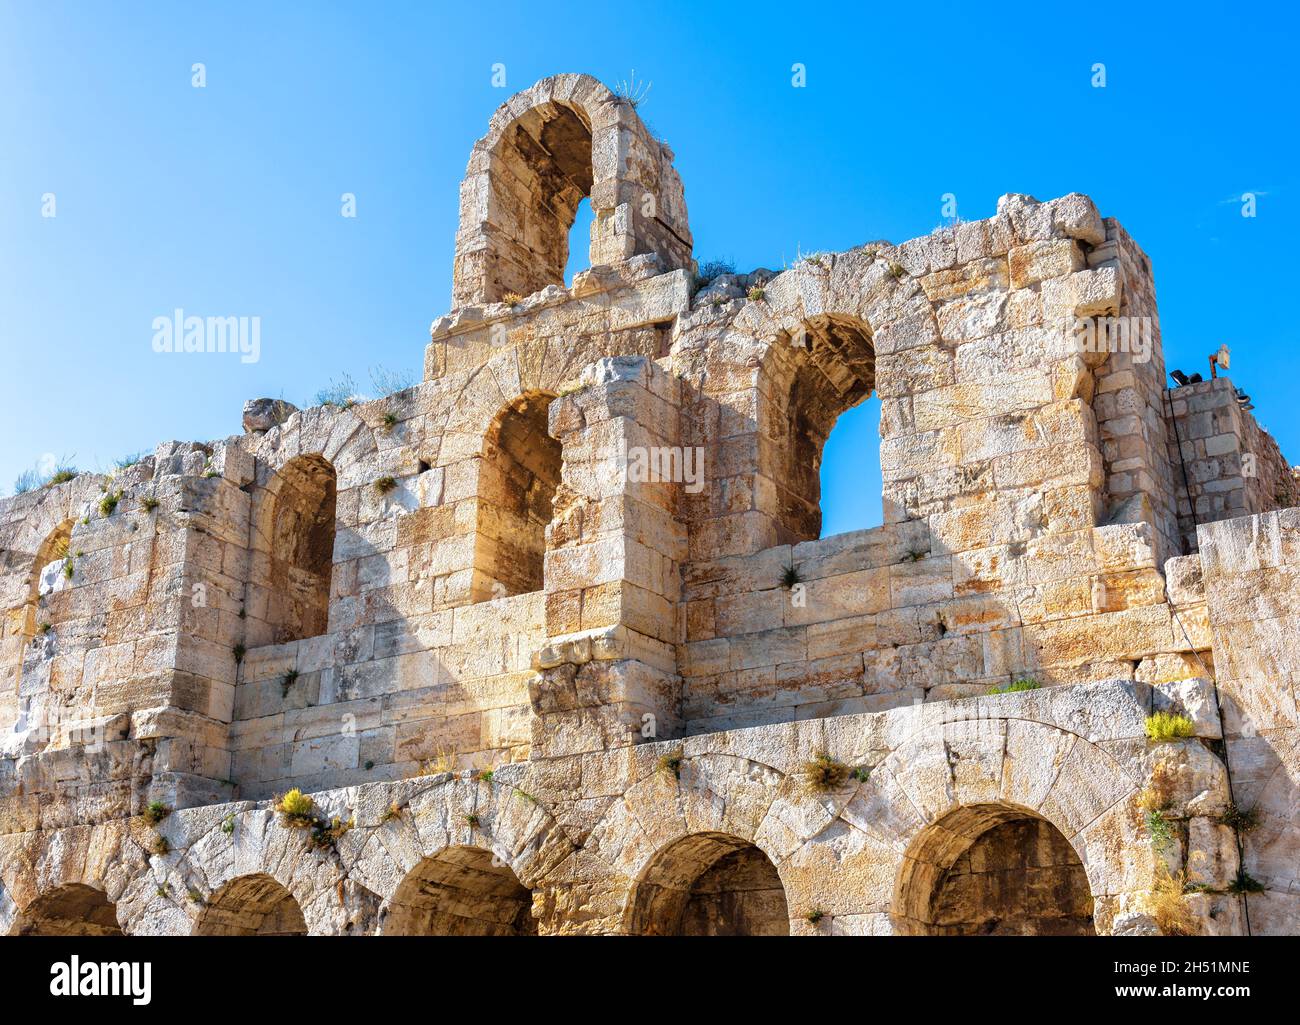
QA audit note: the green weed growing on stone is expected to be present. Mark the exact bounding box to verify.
[1145,712,1195,742]
[802,752,850,793]
[143,801,170,825]
[988,678,1041,695]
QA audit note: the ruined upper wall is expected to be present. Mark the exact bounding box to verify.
[0,184,1252,789]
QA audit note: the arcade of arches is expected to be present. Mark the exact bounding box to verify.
[5,807,1098,935]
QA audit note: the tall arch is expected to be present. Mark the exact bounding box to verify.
[471,391,560,600]
[628,832,790,936]
[382,846,537,936]
[194,874,308,936]
[452,74,692,307]
[11,883,122,936]
[893,803,1096,936]
[471,100,594,303]
[249,453,337,644]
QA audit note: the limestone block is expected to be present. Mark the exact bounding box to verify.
[919,258,1008,302]
[1145,740,1230,818]
[889,557,953,607]
[1111,910,1161,935]
[1046,193,1106,246]
[1185,891,1245,936]
[1025,605,1174,666]
[1185,818,1239,889]
[210,441,255,486]
[1008,239,1084,289]
[1040,267,1122,319]
[1152,678,1221,738]
[935,291,1008,343]
[997,193,1056,242]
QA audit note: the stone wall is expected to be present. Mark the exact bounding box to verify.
[1166,378,1296,554]
[1192,509,1300,934]
[679,515,1205,735]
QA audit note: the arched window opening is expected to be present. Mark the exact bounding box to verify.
[566,196,594,286]
[194,874,308,936]
[482,103,593,303]
[473,392,560,601]
[819,395,883,537]
[21,519,74,638]
[30,520,73,599]
[12,883,122,936]
[383,847,536,936]
[894,804,1095,936]
[777,315,876,542]
[261,454,337,643]
[629,833,789,936]
[7,519,75,727]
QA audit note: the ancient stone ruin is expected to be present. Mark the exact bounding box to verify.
[3,73,1298,937]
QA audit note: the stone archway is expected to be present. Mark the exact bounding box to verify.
[893,803,1095,936]
[628,832,789,936]
[452,74,692,307]
[11,883,122,936]
[382,846,537,936]
[469,100,594,303]
[194,873,308,936]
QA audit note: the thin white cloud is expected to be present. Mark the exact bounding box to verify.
[1218,190,1272,204]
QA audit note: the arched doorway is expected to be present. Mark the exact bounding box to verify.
[13,518,73,655]
[472,391,560,600]
[629,832,789,936]
[194,874,308,935]
[12,883,122,936]
[894,803,1095,935]
[383,846,536,935]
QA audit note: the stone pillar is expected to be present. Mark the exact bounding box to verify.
[532,356,686,755]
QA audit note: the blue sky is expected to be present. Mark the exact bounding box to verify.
[2,1,1296,537]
